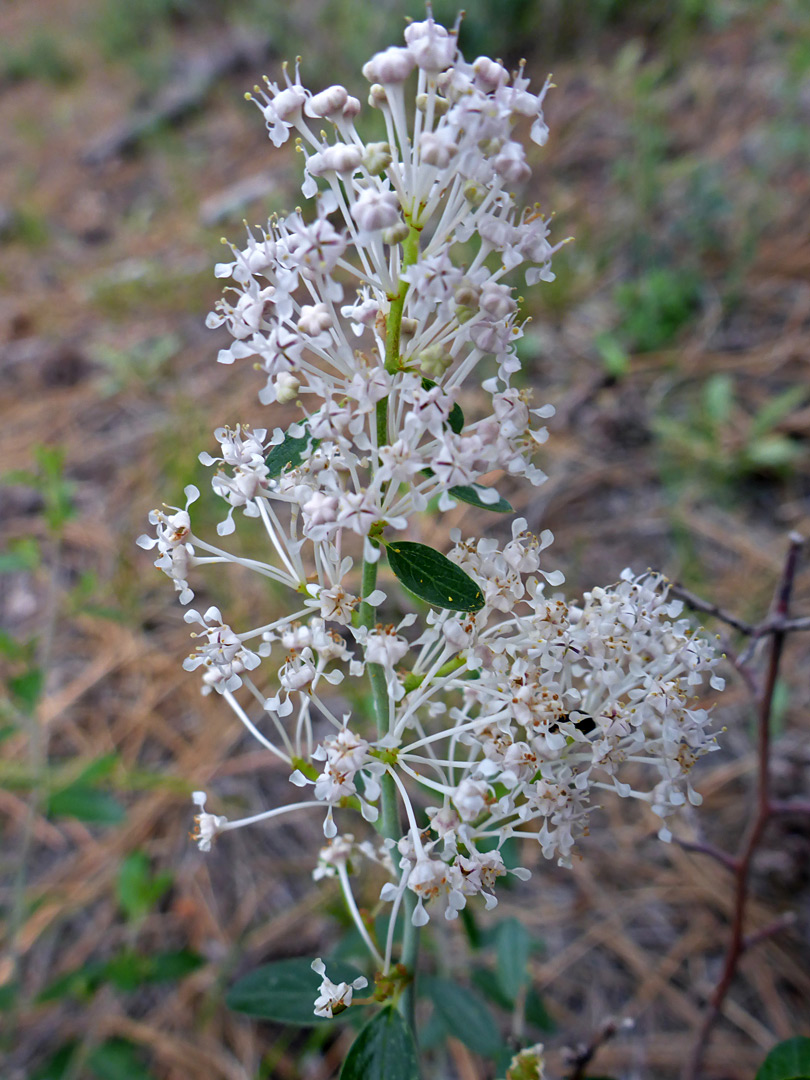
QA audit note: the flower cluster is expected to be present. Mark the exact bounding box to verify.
[141,12,723,1012]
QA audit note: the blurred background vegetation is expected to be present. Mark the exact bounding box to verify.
[1,0,809,1077]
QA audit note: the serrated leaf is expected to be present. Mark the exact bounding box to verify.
[385,541,484,613]
[47,785,126,824]
[226,957,364,1025]
[756,1037,810,1080]
[422,976,503,1057]
[448,485,513,513]
[265,425,319,477]
[340,1006,419,1080]
[494,918,531,1002]
[421,377,464,434]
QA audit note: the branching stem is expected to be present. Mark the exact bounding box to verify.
[683,532,804,1080]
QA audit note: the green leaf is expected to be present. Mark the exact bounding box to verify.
[9,668,43,716]
[73,752,119,786]
[0,980,19,1010]
[87,1039,155,1080]
[47,785,126,824]
[524,987,555,1033]
[750,386,806,440]
[494,918,531,1002]
[447,484,513,513]
[265,425,319,477]
[422,976,502,1057]
[702,373,734,426]
[37,960,107,1002]
[142,948,204,983]
[756,1037,810,1080]
[744,434,803,472]
[0,537,40,573]
[421,377,464,434]
[385,541,484,613]
[594,332,629,379]
[30,1043,78,1080]
[340,1006,419,1080]
[226,957,364,1025]
[116,851,173,922]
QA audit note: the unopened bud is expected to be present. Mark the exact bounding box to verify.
[382,221,410,245]
[463,181,486,207]
[305,85,349,119]
[418,344,452,377]
[363,142,393,175]
[274,372,300,403]
[368,84,388,109]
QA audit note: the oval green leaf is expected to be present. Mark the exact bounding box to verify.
[422,976,503,1058]
[46,786,126,824]
[226,957,364,1025]
[265,425,320,477]
[385,541,484,613]
[340,1006,419,1080]
[756,1037,810,1080]
[448,485,513,513]
[494,918,531,1002]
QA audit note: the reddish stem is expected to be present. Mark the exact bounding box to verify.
[682,533,804,1080]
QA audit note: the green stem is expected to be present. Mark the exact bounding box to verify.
[359,553,400,842]
[384,220,421,374]
[360,217,423,1026]
[400,890,420,1030]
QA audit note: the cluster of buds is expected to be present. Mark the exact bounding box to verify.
[141,11,723,1010]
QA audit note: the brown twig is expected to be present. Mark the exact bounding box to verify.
[564,1017,629,1080]
[682,532,805,1080]
[668,583,810,639]
[667,583,756,635]
[672,837,738,874]
[742,912,797,953]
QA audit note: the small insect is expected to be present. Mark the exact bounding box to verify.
[548,713,597,735]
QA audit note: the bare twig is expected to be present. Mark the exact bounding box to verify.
[743,912,797,953]
[683,532,805,1080]
[564,1018,633,1080]
[668,583,810,639]
[673,837,738,874]
[667,583,756,635]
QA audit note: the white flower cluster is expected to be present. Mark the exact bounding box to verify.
[142,12,723,1004]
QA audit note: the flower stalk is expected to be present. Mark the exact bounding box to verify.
[139,11,726,1062]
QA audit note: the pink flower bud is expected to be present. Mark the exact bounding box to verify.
[404,19,455,72]
[362,46,415,84]
[305,84,349,119]
[351,188,400,232]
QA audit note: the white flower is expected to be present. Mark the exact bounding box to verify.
[311,958,367,1017]
[191,792,227,852]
